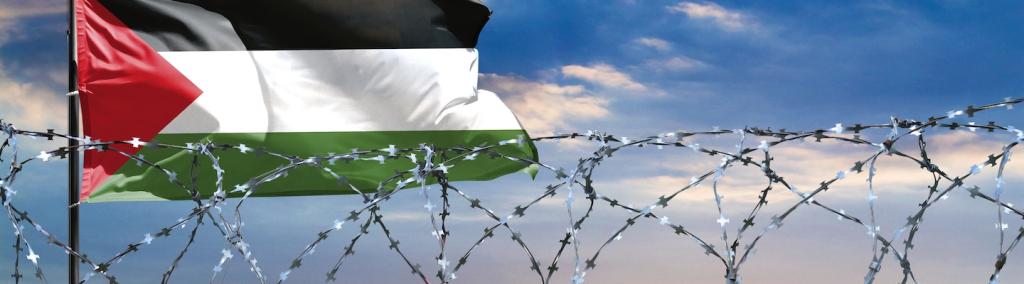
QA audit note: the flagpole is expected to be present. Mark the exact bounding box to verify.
[67,0,81,283]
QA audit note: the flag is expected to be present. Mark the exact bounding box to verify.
[74,0,536,202]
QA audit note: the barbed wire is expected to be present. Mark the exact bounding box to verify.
[1,97,1022,283]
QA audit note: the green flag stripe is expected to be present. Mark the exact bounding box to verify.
[86,130,536,202]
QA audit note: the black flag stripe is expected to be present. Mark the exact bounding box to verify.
[98,0,491,51]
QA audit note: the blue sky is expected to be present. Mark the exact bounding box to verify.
[480,0,1023,132]
[1,0,1024,283]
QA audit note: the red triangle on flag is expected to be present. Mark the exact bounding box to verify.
[76,0,203,201]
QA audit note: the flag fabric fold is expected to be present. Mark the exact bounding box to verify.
[75,0,536,202]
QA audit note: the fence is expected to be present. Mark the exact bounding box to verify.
[2,97,1022,283]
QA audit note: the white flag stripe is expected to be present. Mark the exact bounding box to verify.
[158,49,523,134]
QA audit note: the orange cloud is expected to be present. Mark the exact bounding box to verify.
[667,1,751,31]
[561,64,647,91]
[480,73,609,136]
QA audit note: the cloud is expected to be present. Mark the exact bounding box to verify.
[480,73,609,136]
[46,68,67,86]
[667,1,750,31]
[598,130,1021,206]
[0,0,66,44]
[634,37,673,52]
[0,60,66,131]
[646,56,709,72]
[0,0,66,132]
[561,63,647,91]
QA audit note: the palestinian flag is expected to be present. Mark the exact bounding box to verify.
[74,0,536,202]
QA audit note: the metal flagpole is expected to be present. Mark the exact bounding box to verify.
[67,0,81,283]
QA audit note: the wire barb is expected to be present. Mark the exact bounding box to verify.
[1,97,1023,283]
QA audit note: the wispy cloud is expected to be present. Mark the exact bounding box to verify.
[667,1,751,31]
[0,0,65,19]
[0,0,66,45]
[598,130,1019,205]
[0,60,66,134]
[0,61,65,130]
[561,63,647,91]
[646,56,709,72]
[480,73,609,136]
[0,0,66,139]
[634,37,673,52]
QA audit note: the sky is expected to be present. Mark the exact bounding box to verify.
[1,0,1024,283]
